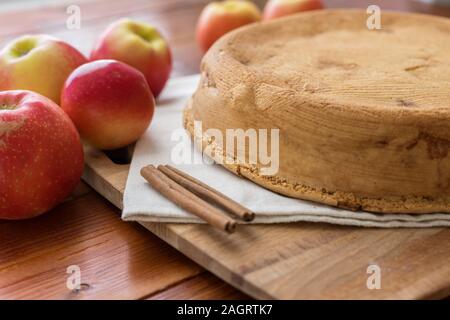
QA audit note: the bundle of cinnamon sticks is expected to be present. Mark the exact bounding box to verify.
[140,165,255,233]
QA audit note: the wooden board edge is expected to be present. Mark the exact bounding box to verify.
[82,147,265,299]
[139,222,275,300]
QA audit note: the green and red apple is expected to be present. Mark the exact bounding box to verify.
[196,0,262,53]
[263,0,324,20]
[0,90,84,220]
[61,60,155,150]
[91,19,172,98]
[0,35,87,104]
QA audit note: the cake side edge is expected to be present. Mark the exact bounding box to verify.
[183,100,450,215]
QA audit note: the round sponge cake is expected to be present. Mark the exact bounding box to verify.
[185,9,450,213]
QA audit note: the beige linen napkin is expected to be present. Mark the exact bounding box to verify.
[122,75,450,228]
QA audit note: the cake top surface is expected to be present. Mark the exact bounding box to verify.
[210,10,450,110]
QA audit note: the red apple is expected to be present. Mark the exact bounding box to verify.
[61,60,155,150]
[0,90,84,220]
[0,35,87,104]
[263,0,323,20]
[196,0,262,53]
[90,18,172,98]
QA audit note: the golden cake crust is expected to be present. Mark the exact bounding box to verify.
[186,9,450,213]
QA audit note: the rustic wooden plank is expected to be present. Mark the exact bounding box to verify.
[0,192,203,299]
[144,223,450,300]
[148,272,250,300]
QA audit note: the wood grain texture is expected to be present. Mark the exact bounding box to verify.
[83,146,450,300]
[0,192,203,299]
[148,272,250,300]
[143,223,450,299]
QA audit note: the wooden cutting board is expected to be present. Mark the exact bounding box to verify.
[83,146,450,299]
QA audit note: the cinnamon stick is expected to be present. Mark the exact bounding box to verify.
[159,165,255,222]
[140,165,236,233]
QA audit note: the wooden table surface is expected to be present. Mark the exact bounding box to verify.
[1,0,449,300]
